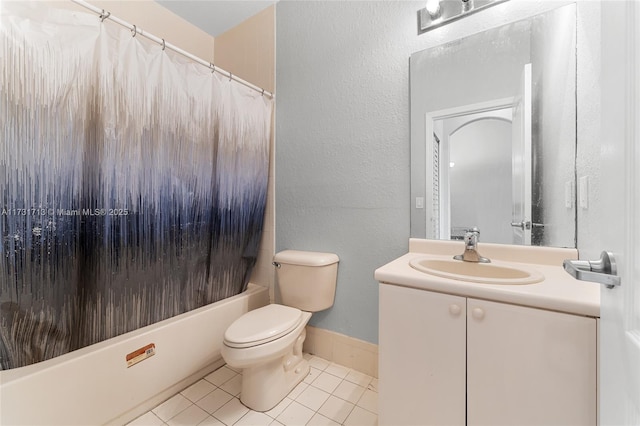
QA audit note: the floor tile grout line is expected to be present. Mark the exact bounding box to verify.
[133,355,377,426]
[163,385,375,425]
[153,392,363,426]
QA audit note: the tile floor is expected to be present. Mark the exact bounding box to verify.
[127,354,378,426]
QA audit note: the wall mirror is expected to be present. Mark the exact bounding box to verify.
[410,3,576,248]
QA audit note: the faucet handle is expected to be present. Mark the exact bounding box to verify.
[464,233,477,248]
[463,228,480,247]
[455,227,490,263]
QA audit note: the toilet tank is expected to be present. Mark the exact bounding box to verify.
[273,250,339,312]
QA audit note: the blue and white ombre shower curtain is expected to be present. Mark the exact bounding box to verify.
[0,2,272,370]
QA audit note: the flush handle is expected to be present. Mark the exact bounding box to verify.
[563,251,621,289]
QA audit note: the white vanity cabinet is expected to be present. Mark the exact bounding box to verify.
[379,283,466,426]
[379,283,597,426]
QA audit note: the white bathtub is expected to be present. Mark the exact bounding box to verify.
[0,283,269,425]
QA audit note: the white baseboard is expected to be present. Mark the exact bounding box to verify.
[303,326,378,378]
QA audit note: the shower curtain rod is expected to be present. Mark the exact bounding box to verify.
[70,0,274,99]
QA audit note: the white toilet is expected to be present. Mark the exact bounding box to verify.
[221,250,339,411]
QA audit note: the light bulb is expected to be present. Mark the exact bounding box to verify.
[426,0,441,17]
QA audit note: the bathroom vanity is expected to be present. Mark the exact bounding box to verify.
[375,239,599,426]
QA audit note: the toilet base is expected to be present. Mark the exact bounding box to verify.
[239,329,310,411]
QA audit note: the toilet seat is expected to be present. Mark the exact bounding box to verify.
[224,304,303,349]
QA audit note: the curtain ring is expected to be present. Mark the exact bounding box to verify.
[99,10,110,22]
[161,39,166,51]
[210,63,215,73]
[131,25,137,38]
[229,72,232,82]
[261,89,265,97]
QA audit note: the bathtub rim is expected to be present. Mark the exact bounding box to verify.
[0,282,267,382]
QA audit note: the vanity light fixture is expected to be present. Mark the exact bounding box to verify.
[418,0,508,34]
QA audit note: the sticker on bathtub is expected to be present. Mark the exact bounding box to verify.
[126,343,156,367]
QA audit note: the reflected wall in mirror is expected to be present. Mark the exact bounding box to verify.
[410,3,576,248]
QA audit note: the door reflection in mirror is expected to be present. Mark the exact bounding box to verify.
[435,108,513,244]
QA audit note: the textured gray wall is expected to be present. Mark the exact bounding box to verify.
[275,1,422,343]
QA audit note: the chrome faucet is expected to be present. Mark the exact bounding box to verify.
[453,228,491,263]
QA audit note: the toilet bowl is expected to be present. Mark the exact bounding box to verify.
[221,305,312,411]
[221,250,339,412]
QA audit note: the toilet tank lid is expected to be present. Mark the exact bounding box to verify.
[274,250,339,266]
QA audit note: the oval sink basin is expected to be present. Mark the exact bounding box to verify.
[409,258,544,285]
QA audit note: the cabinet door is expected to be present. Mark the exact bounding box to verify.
[379,284,466,426]
[467,299,597,426]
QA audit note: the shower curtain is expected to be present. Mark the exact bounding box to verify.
[0,2,272,370]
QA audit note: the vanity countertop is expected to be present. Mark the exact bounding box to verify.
[374,239,600,317]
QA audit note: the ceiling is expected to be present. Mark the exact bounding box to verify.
[157,1,277,37]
